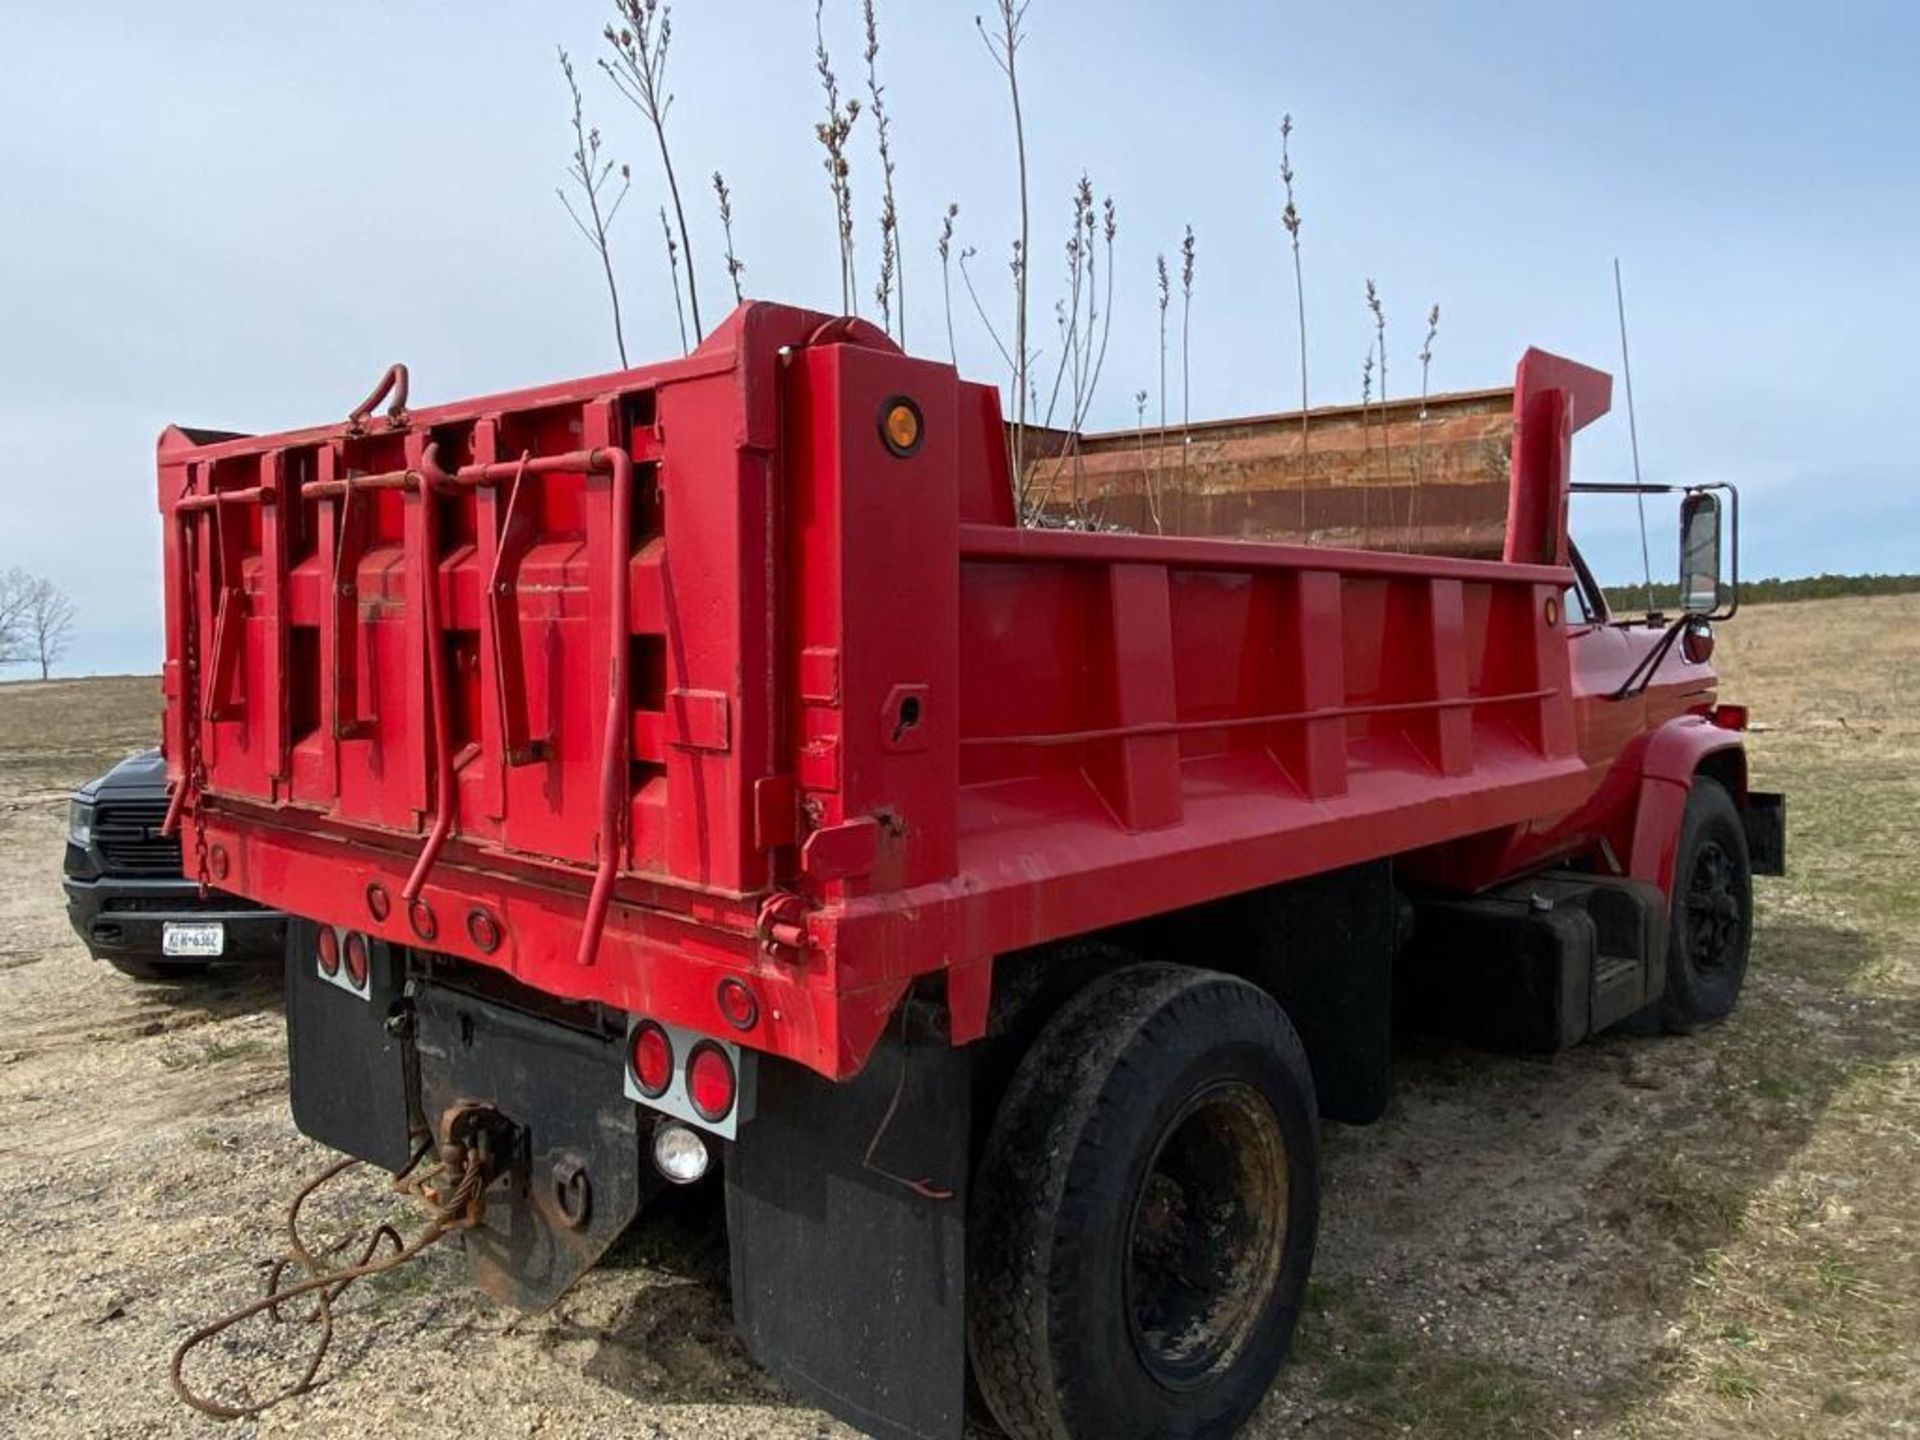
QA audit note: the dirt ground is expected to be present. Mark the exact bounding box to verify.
[1,595,1916,1439]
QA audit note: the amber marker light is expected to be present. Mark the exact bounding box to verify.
[880,396,923,457]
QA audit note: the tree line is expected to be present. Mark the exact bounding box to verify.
[1602,572,1920,614]
[0,569,75,680]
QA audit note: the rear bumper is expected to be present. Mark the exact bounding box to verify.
[62,874,286,962]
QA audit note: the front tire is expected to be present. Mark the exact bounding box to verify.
[1660,776,1753,1033]
[968,963,1320,1440]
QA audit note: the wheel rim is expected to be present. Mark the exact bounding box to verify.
[1685,839,1745,973]
[1124,1080,1289,1389]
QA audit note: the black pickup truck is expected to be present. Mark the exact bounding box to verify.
[62,749,284,981]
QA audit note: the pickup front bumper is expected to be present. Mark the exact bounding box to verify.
[62,872,285,964]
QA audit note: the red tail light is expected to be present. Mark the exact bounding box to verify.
[316,926,340,977]
[687,1042,737,1122]
[629,1022,673,1098]
[343,932,369,989]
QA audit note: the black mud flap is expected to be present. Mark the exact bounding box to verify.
[284,917,419,1172]
[411,982,653,1311]
[726,1000,970,1440]
[1744,790,1786,876]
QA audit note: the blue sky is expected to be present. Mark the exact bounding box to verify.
[1,1,1912,675]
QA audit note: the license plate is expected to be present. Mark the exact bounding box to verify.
[162,922,225,958]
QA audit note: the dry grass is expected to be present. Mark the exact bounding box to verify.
[1607,596,1920,1437]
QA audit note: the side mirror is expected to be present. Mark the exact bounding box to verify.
[1679,492,1722,615]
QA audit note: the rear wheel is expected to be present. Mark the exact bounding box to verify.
[969,963,1319,1440]
[1660,777,1753,1033]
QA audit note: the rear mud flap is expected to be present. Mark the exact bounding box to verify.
[412,984,654,1311]
[285,917,419,1172]
[1744,790,1787,876]
[726,1003,970,1440]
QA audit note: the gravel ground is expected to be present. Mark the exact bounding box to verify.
[1,601,1914,1439]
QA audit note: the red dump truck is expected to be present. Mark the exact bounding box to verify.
[158,303,1783,1440]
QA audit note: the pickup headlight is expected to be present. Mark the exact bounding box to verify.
[68,798,94,847]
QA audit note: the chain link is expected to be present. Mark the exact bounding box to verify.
[181,518,212,896]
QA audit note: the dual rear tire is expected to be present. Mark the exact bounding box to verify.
[964,777,1754,1438]
[968,964,1320,1440]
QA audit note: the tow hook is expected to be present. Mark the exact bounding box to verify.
[439,1103,521,1195]
[551,1153,593,1230]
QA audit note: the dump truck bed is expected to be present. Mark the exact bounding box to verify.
[160,302,1694,1081]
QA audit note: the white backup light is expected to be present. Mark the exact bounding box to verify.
[652,1121,711,1185]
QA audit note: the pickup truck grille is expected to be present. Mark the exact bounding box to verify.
[102,893,263,914]
[94,801,183,876]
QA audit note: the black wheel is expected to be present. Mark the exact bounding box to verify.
[103,955,210,983]
[968,963,1319,1440]
[1660,777,1753,1034]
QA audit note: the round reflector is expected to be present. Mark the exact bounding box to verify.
[879,396,923,457]
[629,1022,673,1098]
[687,1042,737,1122]
[343,932,369,989]
[652,1122,711,1185]
[716,978,759,1031]
[1682,621,1716,666]
[316,926,340,977]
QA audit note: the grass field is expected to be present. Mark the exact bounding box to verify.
[0,595,1914,1437]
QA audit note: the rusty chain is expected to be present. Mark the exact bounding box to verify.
[169,1143,489,1420]
[179,516,212,896]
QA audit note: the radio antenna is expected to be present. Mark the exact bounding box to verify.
[1614,258,1656,615]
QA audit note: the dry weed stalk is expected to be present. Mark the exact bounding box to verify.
[1408,304,1441,547]
[862,0,905,341]
[1366,278,1388,531]
[978,0,1033,504]
[1035,180,1093,431]
[938,203,960,365]
[556,47,632,367]
[958,245,1015,374]
[1134,388,1156,531]
[604,0,702,342]
[1359,346,1375,546]
[1032,184,1093,517]
[1030,182,1116,521]
[814,0,862,315]
[1154,253,1170,534]
[1180,225,1195,523]
[712,171,745,305]
[660,205,689,354]
[1280,114,1309,537]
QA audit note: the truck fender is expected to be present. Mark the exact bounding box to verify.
[1626,717,1748,895]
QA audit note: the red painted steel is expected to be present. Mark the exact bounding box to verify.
[157,302,1726,1082]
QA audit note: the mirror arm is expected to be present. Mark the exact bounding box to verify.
[1607,615,1691,701]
